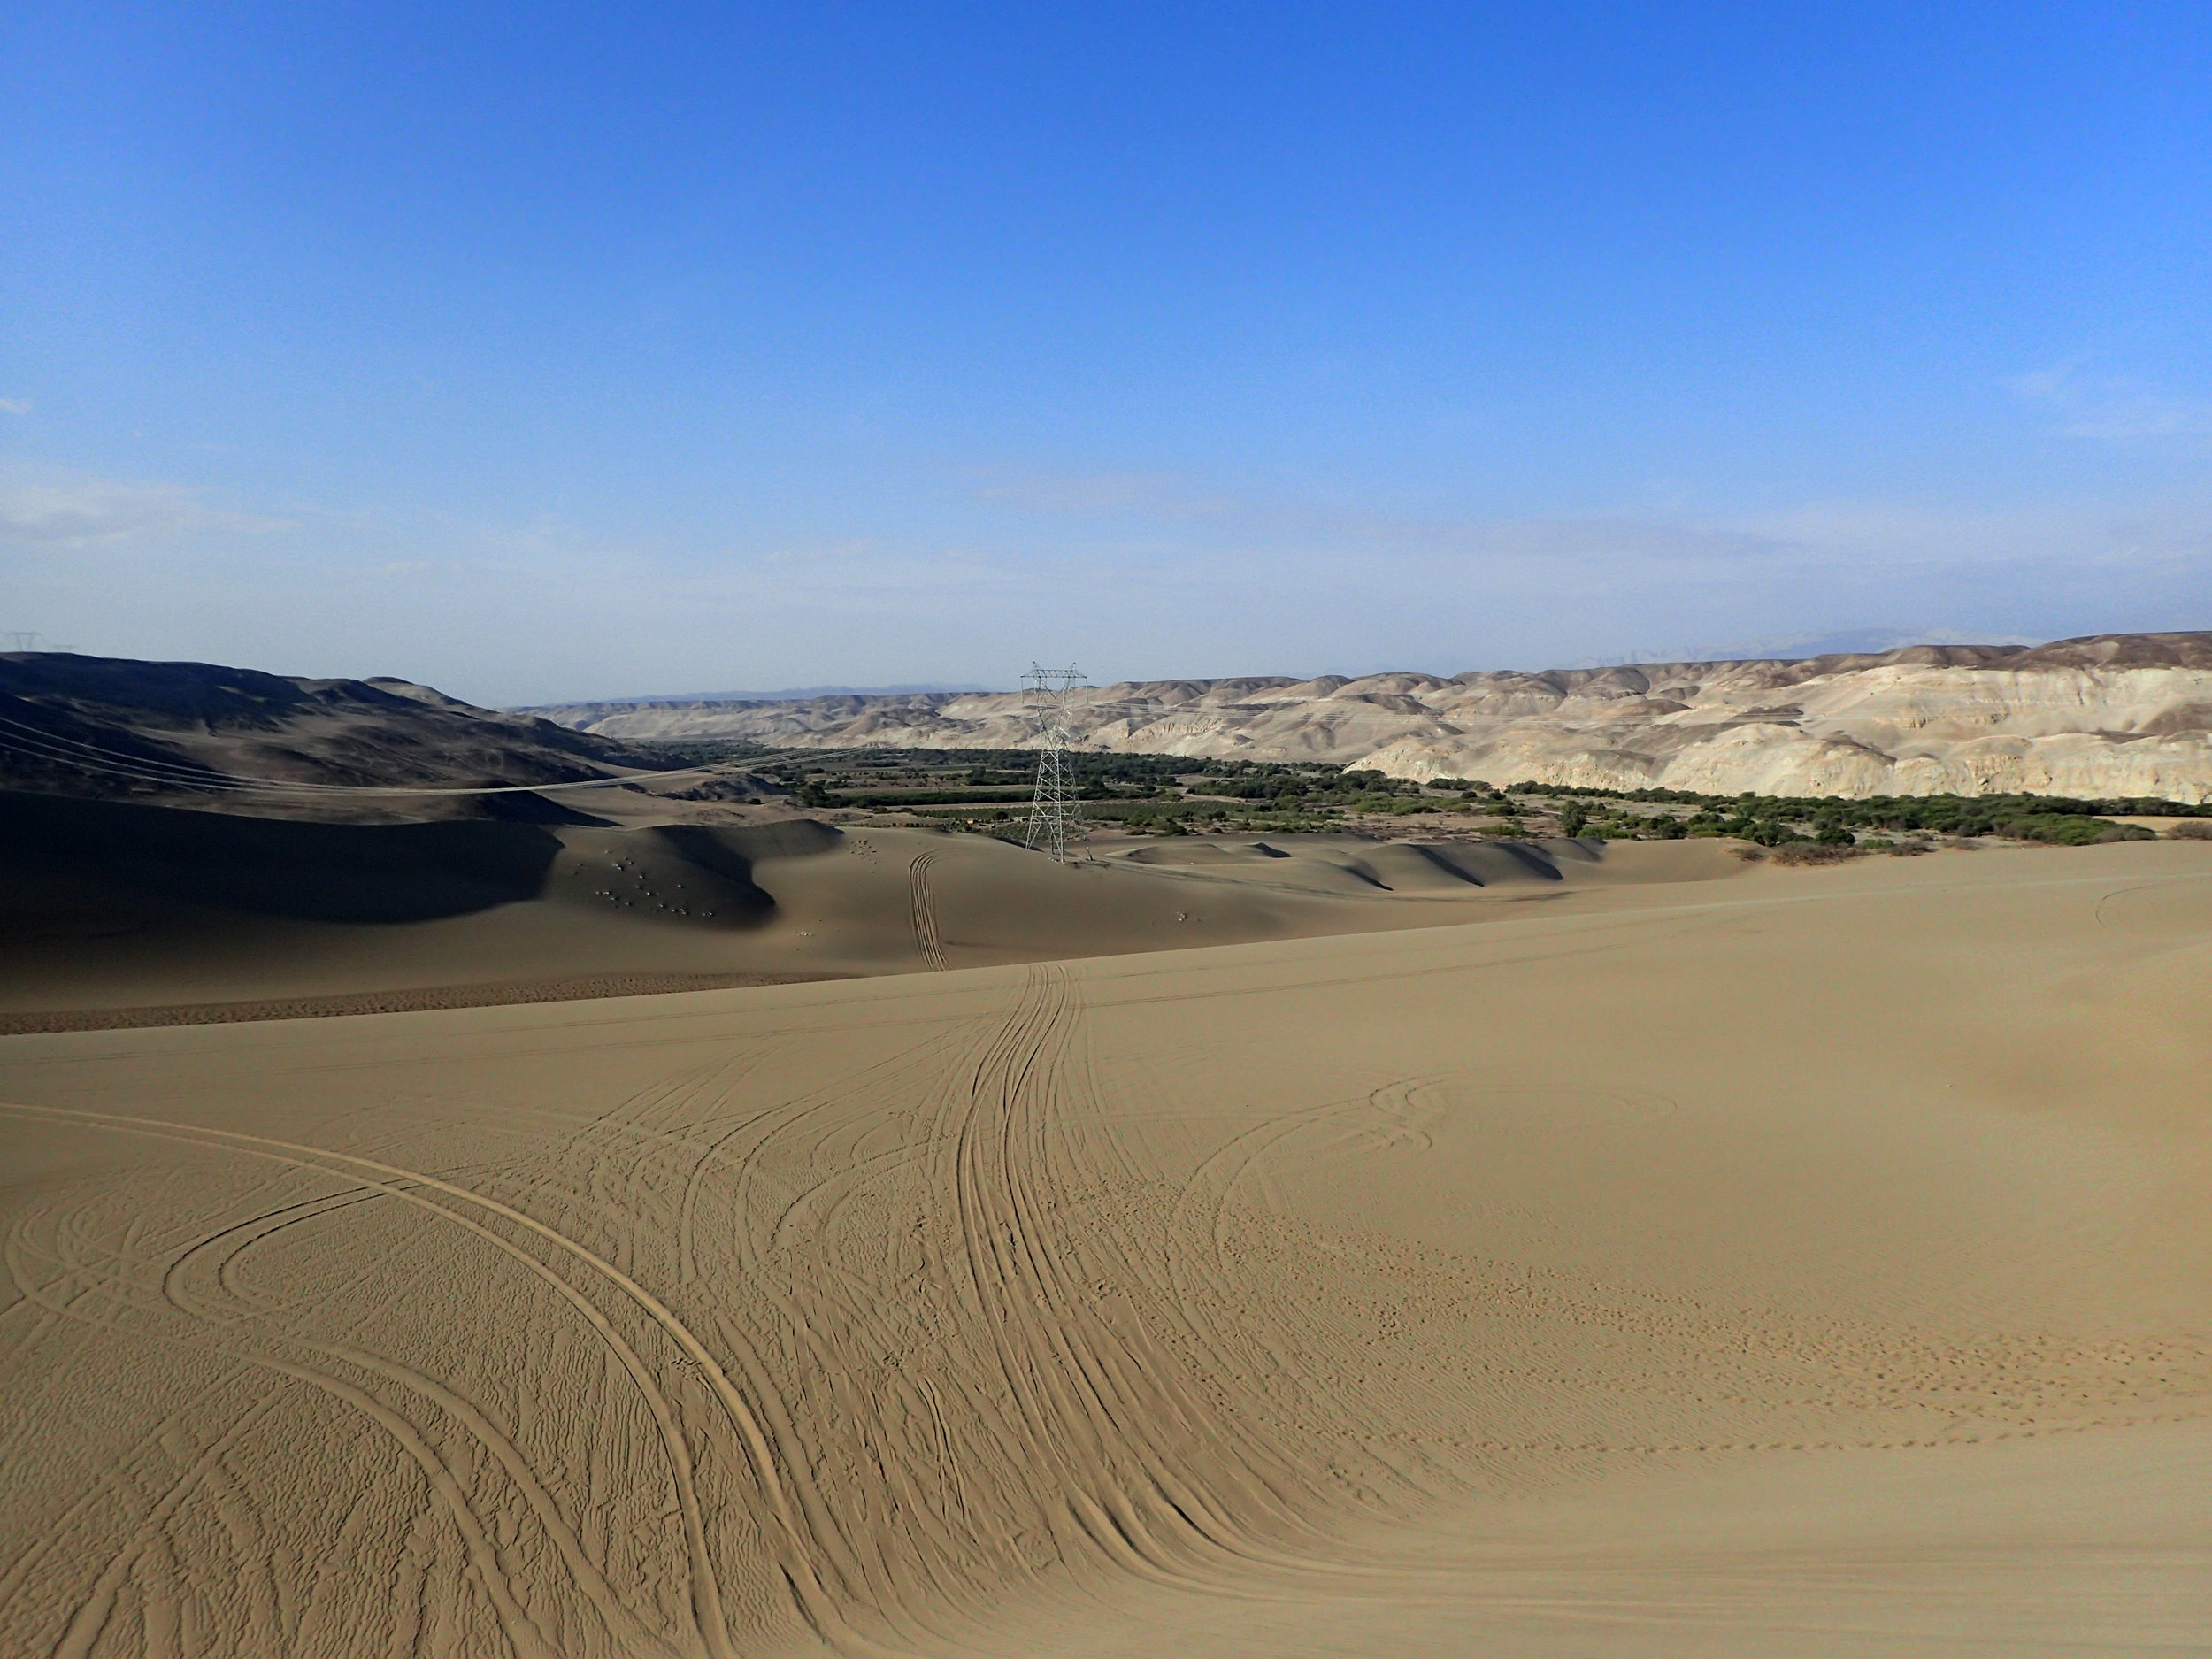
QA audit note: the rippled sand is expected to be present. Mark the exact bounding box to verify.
[4,841,2208,1655]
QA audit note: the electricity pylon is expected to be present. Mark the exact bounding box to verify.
[1023,664,1089,864]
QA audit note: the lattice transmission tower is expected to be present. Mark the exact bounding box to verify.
[1023,664,1090,864]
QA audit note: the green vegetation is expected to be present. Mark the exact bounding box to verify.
[624,736,770,765]
[653,741,2193,847]
[818,787,1035,808]
[2001,813,2157,846]
[1656,795,2159,846]
[1509,780,2206,827]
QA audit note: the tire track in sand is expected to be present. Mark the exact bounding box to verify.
[909,851,949,971]
[156,1201,665,1655]
[6,1128,722,1659]
[634,964,1340,1647]
[0,1101,902,1659]
[918,967,1353,1597]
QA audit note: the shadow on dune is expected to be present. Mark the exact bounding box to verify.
[477,792,617,826]
[0,795,833,927]
[1404,839,1597,883]
[0,793,575,923]
[1122,834,1598,891]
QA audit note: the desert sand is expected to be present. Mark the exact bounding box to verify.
[3,836,2210,1655]
[2,795,1730,1023]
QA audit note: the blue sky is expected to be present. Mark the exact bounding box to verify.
[4,3,2208,703]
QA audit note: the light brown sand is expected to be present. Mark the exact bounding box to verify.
[0,973,846,1035]
[3,810,1744,1017]
[2,841,2208,1655]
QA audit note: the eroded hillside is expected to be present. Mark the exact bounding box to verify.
[526,631,2212,803]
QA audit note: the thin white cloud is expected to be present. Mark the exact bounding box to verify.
[12,460,2203,703]
[0,472,296,546]
[2012,361,2212,448]
[0,398,30,417]
[975,469,1780,563]
[983,465,2212,577]
[761,537,882,566]
[974,472,1196,514]
[1739,496,2212,567]
[1675,625,2047,662]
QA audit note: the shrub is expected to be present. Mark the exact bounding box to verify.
[2004,815,2154,846]
[2169,820,2212,841]
[1770,843,1862,866]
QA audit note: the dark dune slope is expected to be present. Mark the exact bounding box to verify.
[0,651,660,809]
[0,791,782,926]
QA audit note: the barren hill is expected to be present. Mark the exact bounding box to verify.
[526,630,2212,802]
[0,652,703,820]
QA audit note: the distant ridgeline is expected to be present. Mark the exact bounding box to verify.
[0,651,759,818]
[520,631,2212,805]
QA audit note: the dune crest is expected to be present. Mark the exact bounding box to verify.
[3,794,1740,1019]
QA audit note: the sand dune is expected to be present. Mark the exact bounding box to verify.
[527,630,2212,801]
[3,837,2208,1655]
[2,793,1736,1021]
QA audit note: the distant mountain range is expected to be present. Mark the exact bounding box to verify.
[10,634,2209,810]
[519,632,2212,803]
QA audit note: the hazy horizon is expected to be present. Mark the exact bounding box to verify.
[5,4,2208,706]
[2,623,2100,711]
[525,626,2072,709]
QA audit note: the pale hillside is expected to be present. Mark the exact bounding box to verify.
[526,631,2212,802]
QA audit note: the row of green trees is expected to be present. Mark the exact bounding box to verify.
[1507,780,2208,824]
[662,741,2205,833]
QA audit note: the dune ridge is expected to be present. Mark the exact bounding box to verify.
[2,791,1728,1018]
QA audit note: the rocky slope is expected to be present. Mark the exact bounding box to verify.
[526,631,2212,803]
[0,653,673,818]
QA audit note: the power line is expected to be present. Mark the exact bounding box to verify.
[1022,664,1089,864]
